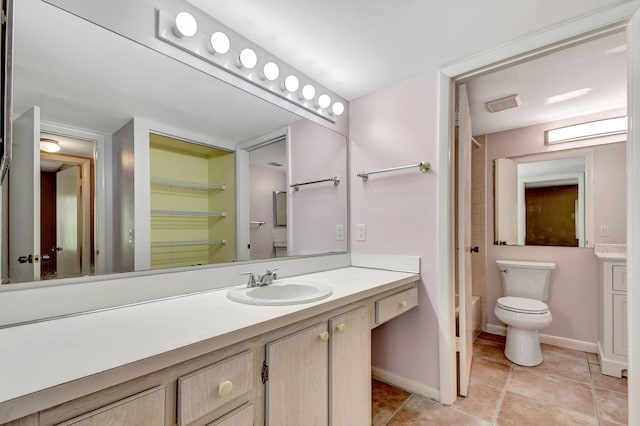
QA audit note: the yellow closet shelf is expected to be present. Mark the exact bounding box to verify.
[150,209,226,217]
[151,239,227,247]
[151,176,226,191]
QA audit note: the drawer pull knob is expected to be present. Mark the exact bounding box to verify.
[337,323,347,333]
[400,300,408,308]
[218,380,233,396]
[319,331,330,342]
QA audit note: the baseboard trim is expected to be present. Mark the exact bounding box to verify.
[484,323,597,353]
[372,366,440,402]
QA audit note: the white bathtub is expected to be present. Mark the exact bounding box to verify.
[455,295,482,339]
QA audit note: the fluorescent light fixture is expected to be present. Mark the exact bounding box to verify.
[40,138,61,153]
[173,12,198,38]
[262,62,280,81]
[301,84,316,101]
[545,116,627,144]
[237,48,257,69]
[331,102,345,116]
[208,32,230,54]
[282,75,299,92]
[545,88,593,105]
[317,94,331,109]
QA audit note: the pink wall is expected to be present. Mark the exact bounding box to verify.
[349,75,440,389]
[483,111,627,342]
[249,165,286,260]
[288,120,348,255]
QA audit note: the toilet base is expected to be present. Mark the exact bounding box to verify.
[504,326,543,366]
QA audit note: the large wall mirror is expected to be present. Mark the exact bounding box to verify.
[2,0,348,284]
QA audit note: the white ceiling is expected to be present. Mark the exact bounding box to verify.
[187,0,634,100]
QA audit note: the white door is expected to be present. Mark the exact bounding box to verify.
[56,165,81,277]
[457,84,473,396]
[9,106,41,283]
[494,157,518,245]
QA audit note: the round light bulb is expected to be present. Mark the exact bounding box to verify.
[301,84,316,101]
[238,48,257,69]
[317,94,331,109]
[282,75,299,92]
[262,62,280,81]
[209,32,230,54]
[173,12,197,38]
[331,102,345,116]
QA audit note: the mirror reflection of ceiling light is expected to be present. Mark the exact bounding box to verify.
[282,75,300,92]
[331,102,345,116]
[209,32,230,54]
[262,62,280,81]
[605,44,627,54]
[545,88,593,105]
[301,84,316,101]
[173,12,198,38]
[545,116,627,144]
[40,138,61,153]
[237,48,257,69]
[317,94,331,109]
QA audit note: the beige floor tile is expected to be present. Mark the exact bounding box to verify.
[586,352,599,365]
[388,395,489,426]
[469,357,512,388]
[472,338,513,365]
[507,368,596,416]
[595,388,628,425]
[600,420,626,426]
[590,363,628,394]
[523,347,591,383]
[497,391,599,426]
[541,343,589,361]
[478,332,506,344]
[371,379,411,426]
[453,380,501,422]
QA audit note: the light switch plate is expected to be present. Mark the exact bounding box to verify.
[356,224,366,241]
[600,225,610,237]
[336,224,345,241]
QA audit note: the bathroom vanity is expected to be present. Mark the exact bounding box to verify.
[595,244,627,378]
[0,267,419,425]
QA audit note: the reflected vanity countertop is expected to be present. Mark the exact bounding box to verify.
[0,267,418,413]
[594,244,627,260]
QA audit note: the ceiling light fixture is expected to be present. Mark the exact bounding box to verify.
[173,12,198,38]
[545,88,593,105]
[301,84,316,101]
[331,102,345,116]
[262,62,280,81]
[237,48,257,69]
[317,94,331,109]
[208,32,230,54]
[40,138,61,153]
[282,75,300,92]
[545,116,627,144]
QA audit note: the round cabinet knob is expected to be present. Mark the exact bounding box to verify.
[218,380,233,397]
[319,331,330,342]
[337,323,347,334]
[400,300,408,308]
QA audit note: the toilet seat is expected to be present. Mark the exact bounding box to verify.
[497,296,548,314]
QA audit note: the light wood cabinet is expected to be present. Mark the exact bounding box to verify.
[56,387,165,426]
[207,404,253,426]
[375,286,418,325]
[597,259,628,377]
[265,306,372,425]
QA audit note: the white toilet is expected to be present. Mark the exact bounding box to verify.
[494,259,556,366]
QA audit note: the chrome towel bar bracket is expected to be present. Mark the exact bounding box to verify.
[357,161,431,181]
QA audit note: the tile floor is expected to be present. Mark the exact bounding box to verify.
[372,332,628,425]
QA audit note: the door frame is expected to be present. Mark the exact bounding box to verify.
[436,1,640,413]
[40,121,106,276]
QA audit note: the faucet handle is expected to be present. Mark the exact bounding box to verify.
[265,268,279,274]
[240,271,257,287]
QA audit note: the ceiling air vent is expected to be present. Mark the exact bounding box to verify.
[485,94,521,113]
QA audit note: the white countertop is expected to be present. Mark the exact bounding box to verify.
[0,267,418,408]
[594,244,627,260]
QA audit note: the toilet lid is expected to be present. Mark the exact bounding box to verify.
[497,296,549,314]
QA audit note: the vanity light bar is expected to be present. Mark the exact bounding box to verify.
[157,10,346,121]
[545,116,627,144]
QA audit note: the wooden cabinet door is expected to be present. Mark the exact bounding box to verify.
[330,306,371,425]
[266,323,329,425]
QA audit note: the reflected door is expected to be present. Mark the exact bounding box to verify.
[9,106,41,282]
[56,165,81,277]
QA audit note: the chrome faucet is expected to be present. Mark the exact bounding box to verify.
[241,268,279,287]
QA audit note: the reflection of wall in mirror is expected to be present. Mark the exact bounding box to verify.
[288,120,348,255]
[482,109,627,343]
[249,165,286,260]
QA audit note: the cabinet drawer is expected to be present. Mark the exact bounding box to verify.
[376,286,418,325]
[56,387,165,426]
[178,352,253,426]
[207,404,253,426]
[612,265,627,292]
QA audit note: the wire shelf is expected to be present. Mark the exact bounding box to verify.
[150,209,226,217]
[151,176,226,191]
[151,239,226,247]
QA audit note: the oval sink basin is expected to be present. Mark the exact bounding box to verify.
[227,281,333,306]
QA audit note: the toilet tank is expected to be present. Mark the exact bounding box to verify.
[496,260,556,301]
